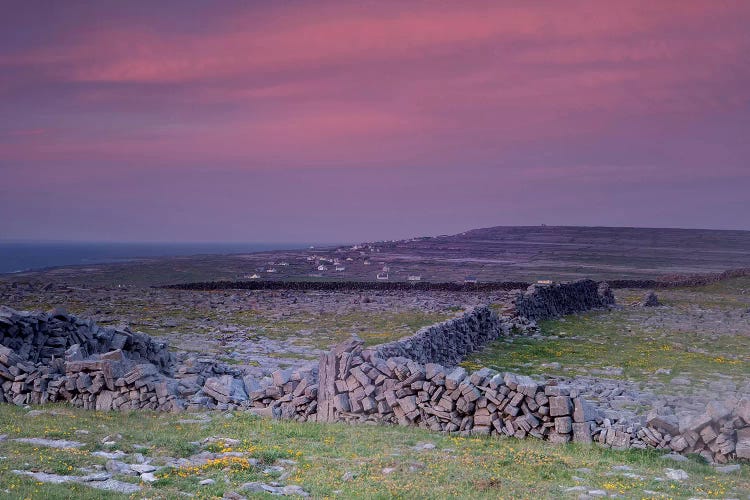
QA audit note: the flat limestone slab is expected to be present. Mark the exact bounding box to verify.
[13,437,85,449]
[12,470,141,494]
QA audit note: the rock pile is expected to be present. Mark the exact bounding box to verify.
[0,340,184,411]
[0,306,212,411]
[643,400,750,463]
[0,306,173,373]
[245,368,319,421]
[641,291,660,307]
[185,366,320,422]
[174,356,246,409]
[514,280,615,321]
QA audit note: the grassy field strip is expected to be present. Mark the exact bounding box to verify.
[0,405,747,498]
[464,279,750,397]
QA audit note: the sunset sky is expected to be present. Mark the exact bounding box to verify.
[1,1,749,243]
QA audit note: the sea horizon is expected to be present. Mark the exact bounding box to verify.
[0,240,334,274]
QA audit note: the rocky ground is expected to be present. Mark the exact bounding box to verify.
[0,281,514,376]
[1,233,749,497]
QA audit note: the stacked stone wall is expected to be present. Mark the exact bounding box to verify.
[368,306,510,366]
[607,267,750,289]
[0,306,173,373]
[514,279,615,321]
[312,341,749,463]
[162,280,529,292]
[2,277,748,463]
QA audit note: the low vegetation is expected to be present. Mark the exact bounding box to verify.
[0,405,747,499]
[464,279,750,396]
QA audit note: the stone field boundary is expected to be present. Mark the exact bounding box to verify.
[1,280,748,464]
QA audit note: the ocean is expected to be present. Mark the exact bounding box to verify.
[0,241,317,274]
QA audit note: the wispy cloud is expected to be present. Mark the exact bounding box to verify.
[0,0,748,239]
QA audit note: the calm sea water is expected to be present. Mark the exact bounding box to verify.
[0,242,319,274]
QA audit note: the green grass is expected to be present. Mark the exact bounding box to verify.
[462,312,748,382]
[462,278,750,395]
[0,404,747,499]
[226,309,452,349]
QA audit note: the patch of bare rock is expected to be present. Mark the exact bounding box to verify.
[11,470,141,494]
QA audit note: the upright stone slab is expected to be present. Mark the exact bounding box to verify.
[316,350,337,422]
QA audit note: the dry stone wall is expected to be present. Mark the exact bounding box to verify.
[1,278,748,463]
[607,267,750,289]
[368,306,511,366]
[312,340,750,463]
[163,280,530,292]
[514,279,615,321]
[0,306,174,374]
[0,306,229,412]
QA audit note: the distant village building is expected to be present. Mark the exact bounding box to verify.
[317,265,328,271]
[363,260,371,265]
[245,274,261,279]
[464,276,478,284]
[536,280,553,285]
[278,262,289,266]
[407,275,422,282]
[376,272,389,280]
[266,268,277,273]
[335,266,346,272]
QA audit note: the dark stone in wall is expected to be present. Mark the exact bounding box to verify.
[514,279,615,321]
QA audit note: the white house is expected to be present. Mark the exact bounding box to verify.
[317,265,328,271]
[266,268,277,273]
[376,272,389,280]
[245,274,260,279]
[407,275,422,282]
[335,266,346,272]
[464,276,478,284]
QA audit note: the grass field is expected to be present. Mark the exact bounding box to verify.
[0,405,747,499]
[463,279,750,396]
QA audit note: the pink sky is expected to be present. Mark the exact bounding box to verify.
[1,1,749,242]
